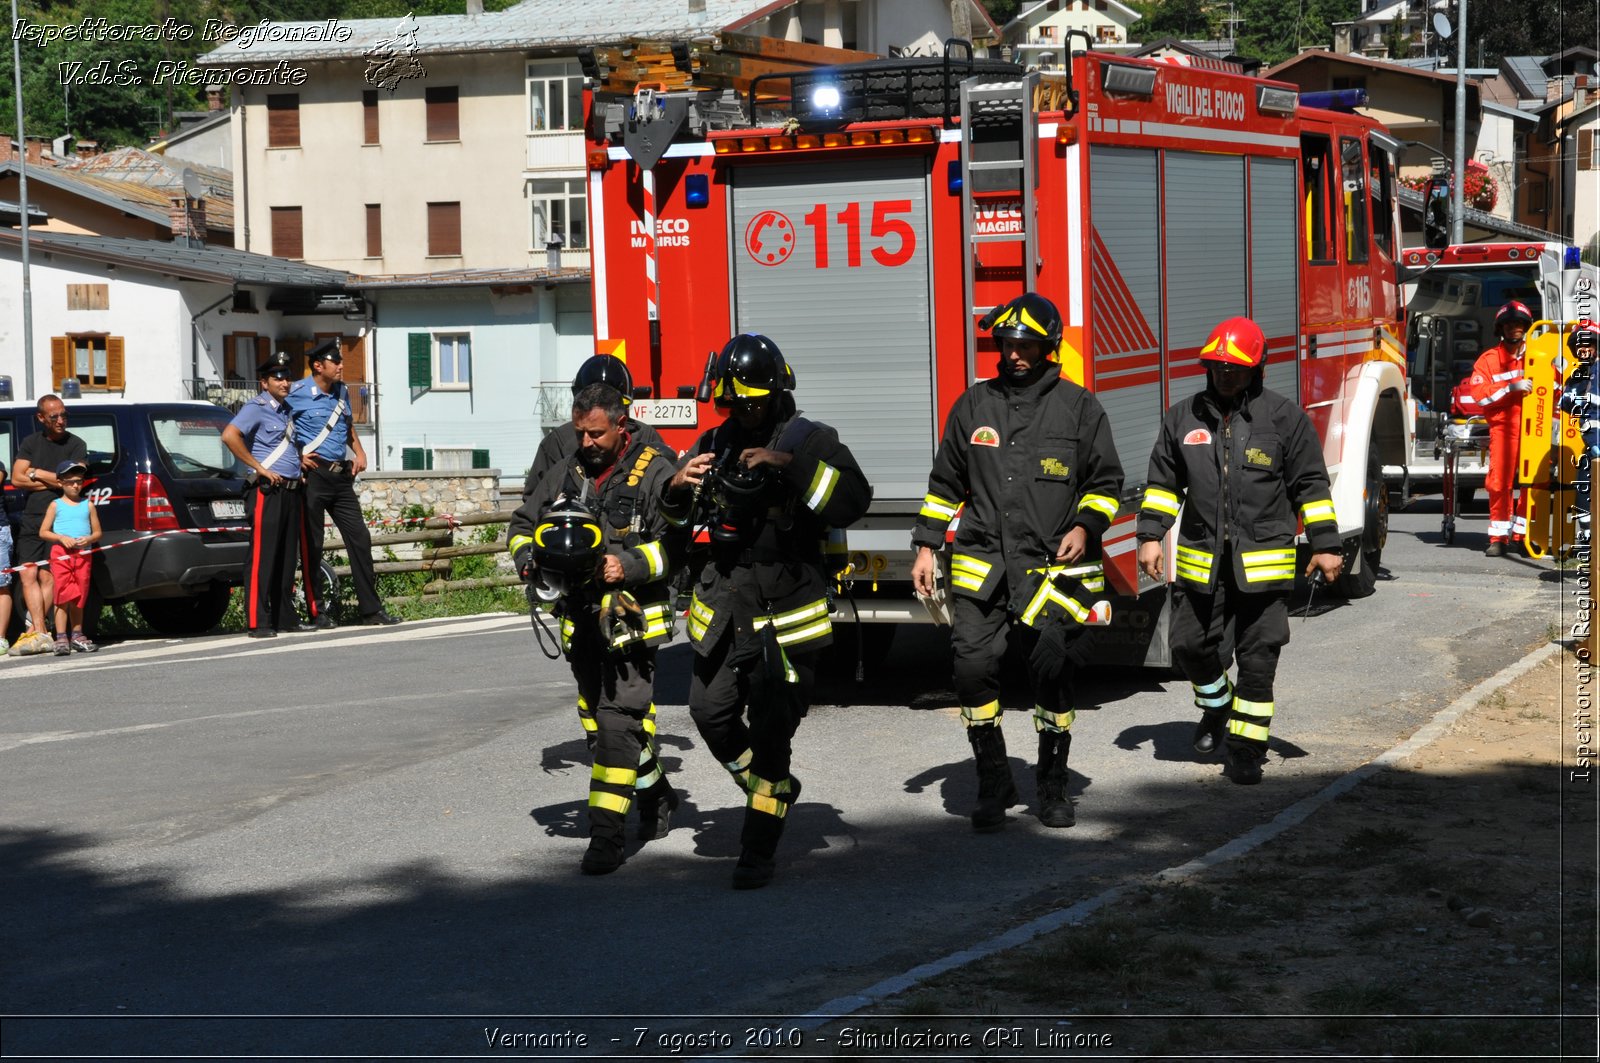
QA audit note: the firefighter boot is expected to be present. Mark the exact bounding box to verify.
[634,781,680,841]
[581,809,627,875]
[1193,711,1227,755]
[731,775,800,891]
[1035,731,1075,828]
[1223,738,1265,786]
[968,725,1019,833]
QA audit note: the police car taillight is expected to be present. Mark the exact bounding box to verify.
[134,473,179,532]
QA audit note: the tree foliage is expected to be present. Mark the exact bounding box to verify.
[0,0,515,149]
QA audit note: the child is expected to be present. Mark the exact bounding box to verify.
[38,460,102,655]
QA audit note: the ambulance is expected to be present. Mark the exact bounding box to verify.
[583,42,1411,665]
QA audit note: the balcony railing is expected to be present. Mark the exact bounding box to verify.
[186,379,375,424]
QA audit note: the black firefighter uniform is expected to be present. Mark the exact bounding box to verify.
[659,412,870,864]
[911,368,1124,751]
[1135,381,1340,755]
[508,433,680,847]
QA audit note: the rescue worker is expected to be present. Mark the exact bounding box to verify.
[1455,300,1536,556]
[660,334,870,889]
[910,292,1124,832]
[522,354,666,747]
[1135,317,1344,785]
[1556,320,1600,546]
[509,382,680,875]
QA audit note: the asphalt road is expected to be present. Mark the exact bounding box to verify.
[0,496,1574,1059]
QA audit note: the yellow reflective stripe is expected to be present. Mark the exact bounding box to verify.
[724,749,753,773]
[804,461,840,511]
[1233,697,1275,719]
[1034,707,1076,732]
[764,599,831,628]
[1175,545,1213,562]
[508,533,533,554]
[589,791,632,813]
[949,554,993,591]
[749,793,788,817]
[688,595,713,641]
[1021,578,1091,627]
[775,618,831,646]
[636,765,662,789]
[961,700,1002,726]
[1242,549,1296,565]
[1193,677,1231,709]
[1174,545,1213,583]
[592,764,638,785]
[1079,493,1119,520]
[747,774,795,798]
[1300,499,1336,524]
[610,604,674,646]
[1142,487,1181,516]
[1228,719,1271,742]
[1026,561,1103,579]
[729,376,772,397]
[1243,566,1295,583]
[578,716,598,733]
[920,493,960,521]
[1241,548,1296,584]
[635,540,667,580]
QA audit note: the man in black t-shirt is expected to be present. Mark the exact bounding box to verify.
[9,394,88,654]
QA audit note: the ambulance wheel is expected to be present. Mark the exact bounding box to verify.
[1335,451,1387,599]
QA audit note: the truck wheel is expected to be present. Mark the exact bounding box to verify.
[1335,451,1387,599]
[136,585,231,636]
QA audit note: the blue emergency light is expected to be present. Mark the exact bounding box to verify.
[1300,88,1368,112]
[685,173,709,208]
[947,159,963,196]
[1566,244,1582,270]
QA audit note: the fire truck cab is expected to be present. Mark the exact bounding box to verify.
[585,43,1408,666]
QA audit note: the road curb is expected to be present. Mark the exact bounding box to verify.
[797,639,1565,1023]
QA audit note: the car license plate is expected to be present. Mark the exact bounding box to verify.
[212,500,246,520]
[630,399,698,427]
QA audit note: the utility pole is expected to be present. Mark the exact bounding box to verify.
[1451,0,1468,244]
[10,0,34,399]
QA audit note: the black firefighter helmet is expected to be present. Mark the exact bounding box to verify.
[713,333,795,408]
[572,354,634,405]
[532,499,605,598]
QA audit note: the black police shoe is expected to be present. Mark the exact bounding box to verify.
[276,621,317,634]
[359,610,402,626]
[312,613,337,629]
[246,628,276,639]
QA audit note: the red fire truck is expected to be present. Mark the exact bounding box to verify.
[583,44,1408,665]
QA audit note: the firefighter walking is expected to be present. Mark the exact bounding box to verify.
[910,293,1124,832]
[509,382,680,875]
[660,334,870,889]
[1455,300,1536,556]
[1136,317,1343,785]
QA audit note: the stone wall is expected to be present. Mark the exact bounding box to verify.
[353,469,507,521]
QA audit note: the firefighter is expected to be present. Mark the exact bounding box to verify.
[522,354,666,747]
[1135,317,1344,785]
[660,334,870,889]
[910,292,1124,832]
[1455,300,1536,556]
[508,382,681,875]
[1557,320,1600,546]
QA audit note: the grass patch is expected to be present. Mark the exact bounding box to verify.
[1158,884,1232,930]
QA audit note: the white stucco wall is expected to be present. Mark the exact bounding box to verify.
[1573,111,1599,255]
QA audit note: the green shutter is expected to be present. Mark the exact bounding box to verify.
[401,446,432,471]
[471,448,490,470]
[407,332,431,395]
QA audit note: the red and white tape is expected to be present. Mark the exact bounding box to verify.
[0,525,249,576]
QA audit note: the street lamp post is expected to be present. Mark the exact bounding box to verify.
[1451,0,1468,245]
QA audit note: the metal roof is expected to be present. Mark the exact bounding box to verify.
[0,230,351,288]
[0,159,234,235]
[197,1,770,65]
[353,265,590,288]
[1501,55,1548,101]
[1394,185,1565,243]
[56,148,234,232]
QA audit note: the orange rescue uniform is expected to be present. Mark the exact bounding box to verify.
[1458,341,1528,544]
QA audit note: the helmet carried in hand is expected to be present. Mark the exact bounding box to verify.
[531,499,605,599]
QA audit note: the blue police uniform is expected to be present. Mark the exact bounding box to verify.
[230,384,316,634]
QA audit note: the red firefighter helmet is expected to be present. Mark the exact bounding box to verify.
[1494,300,1534,337]
[1198,316,1266,368]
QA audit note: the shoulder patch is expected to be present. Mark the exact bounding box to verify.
[1182,428,1213,446]
[971,426,1000,448]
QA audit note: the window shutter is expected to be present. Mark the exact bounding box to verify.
[340,335,366,382]
[106,336,126,390]
[1581,129,1594,172]
[427,202,461,256]
[401,447,431,471]
[365,204,382,257]
[472,448,490,470]
[51,336,70,389]
[425,87,459,141]
[271,207,303,259]
[362,90,380,144]
[408,332,432,393]
[267,94,300,148]
[255,336,270,370]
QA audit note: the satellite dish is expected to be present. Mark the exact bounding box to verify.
[1433,12,1453,39]
[181,168,205,200]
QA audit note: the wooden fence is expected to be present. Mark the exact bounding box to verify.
[323,508,522,605]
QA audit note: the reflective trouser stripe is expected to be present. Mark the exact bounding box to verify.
[725,749,754,791]
[1227,696,1275,743]
[750,793,791,818]
[576,695,598,733]
[1034,706,1076,732]
[593,764,638,786]
[589,790,632,814]
[962,700,1002,728]
[1241,548,1297,584]
[1192,675,1231,711]
[748,774,796,798]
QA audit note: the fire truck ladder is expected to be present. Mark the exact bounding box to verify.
[960,72,1042,378]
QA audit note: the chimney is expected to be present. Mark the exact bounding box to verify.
[24,136,44,165]
[1548,74,1569,103]
[206,86,225,112]
[0,134,12,161]
[466,0,483,12]
[169,195,208,246]
[74,139,99,158]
